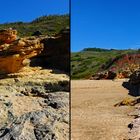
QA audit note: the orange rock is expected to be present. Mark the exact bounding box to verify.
[0,35,44,74]
[0,29,17,44]
[116,73,126,79]
[0,54,23,73]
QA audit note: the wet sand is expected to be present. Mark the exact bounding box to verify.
[71,80,135,140]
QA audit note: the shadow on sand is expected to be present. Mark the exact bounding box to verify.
[122,81,140,97]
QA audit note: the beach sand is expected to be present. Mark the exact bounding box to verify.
[71,80,135,140]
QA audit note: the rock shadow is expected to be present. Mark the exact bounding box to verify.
[30,56,70,75]
[0,74,18,80]
[30,56,69,75]
[122,81,140,97]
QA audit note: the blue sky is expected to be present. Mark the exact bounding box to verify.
[71,0,140,52]
[0,0,69,23]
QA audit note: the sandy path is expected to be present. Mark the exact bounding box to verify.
[71,80,135,140]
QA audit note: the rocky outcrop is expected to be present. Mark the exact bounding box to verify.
[124,70,140,97]
[0,92,69,140]
[90,70,117,80]
[120,70,140,139]
[0,29,43,74]
[127,106,140,140]
[129,70,140,85]
[114,97,140,106]
[0,28,70,74]
[0,67,69,140]
[91,67,140,80]
[0,28,69,139]
[37,28,70,72]
[91,54,140,80]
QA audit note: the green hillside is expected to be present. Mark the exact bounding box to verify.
[71,48,138,79]
[0,14,69,37]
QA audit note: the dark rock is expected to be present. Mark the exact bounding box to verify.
[48,102,61,109]
[0,68,69,139]
[106,70,117,79]
[14,78,20,83]
[15,94,24,97]
[32,31,42,36]
[124,70,140,96]
[91,70,117,80]
[129,70,140,85]
[0,91,69,139]
[4,102,12,108]
[34,124,57,140]
[30,28,70,72]
[128,123,133,130]
[39,92,68,109]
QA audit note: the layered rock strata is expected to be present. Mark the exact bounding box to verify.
[0,29,43,74]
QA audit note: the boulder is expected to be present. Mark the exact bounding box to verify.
[129,70,140,85]
[91,70,116,80]
[106,70,117,79]
[127,70,140,96]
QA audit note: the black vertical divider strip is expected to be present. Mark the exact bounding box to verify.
[69,0,71,139]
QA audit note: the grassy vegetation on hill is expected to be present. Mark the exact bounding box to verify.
[0,14,69,37]
[71,48,138,79]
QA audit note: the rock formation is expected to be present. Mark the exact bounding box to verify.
[129,70,140,85]
[0,28,70,139]
[90,70,117,80]
[0,29,44,74]
[39,28,70,72]
[125,70,140,97]
[0,67,69,140]
[91,54,140,80]
[121,70,140,139]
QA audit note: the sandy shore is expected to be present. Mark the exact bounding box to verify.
[71,80,135,140]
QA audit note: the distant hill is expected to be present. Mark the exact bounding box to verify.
[71,48,139,79]
[0,14,69,37]
[82,47,113,52]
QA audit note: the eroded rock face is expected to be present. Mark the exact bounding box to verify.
[0,28,70,74]
[39,28,70,72]
[0,31,44,74]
